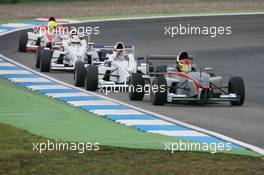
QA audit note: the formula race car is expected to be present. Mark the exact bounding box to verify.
[75,42,144,91]
[35,30,102,73]
[128,52,245,106]
[18,17,67,52]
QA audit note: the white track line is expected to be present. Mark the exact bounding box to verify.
[147,130,208,137]
[91,109,144,116]
[0,70,32,75]
[10,77,51,83]
[46,92,93,98]
[0,62,16,66]
[0,29,6,33]
[116,119,174,126]
[1,23,32,28]
[68,100,118,106]
[27,85,70,90]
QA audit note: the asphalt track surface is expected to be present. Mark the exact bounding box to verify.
[0,14,263,148]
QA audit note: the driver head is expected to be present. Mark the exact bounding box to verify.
[178,59,192,72]
[177,52,192,72]
[114,42,124,51]
[69,29,78,37]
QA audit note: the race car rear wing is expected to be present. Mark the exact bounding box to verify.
[94,44,134,50]
[145,55,178,64]
[36,18,70,24]
[143,55,177,75]
[94,44,135,54]
[145,54,194,64]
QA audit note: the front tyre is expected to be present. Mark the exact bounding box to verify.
[228,77,245,106]
[18,32,28,52]
[85,66,98,91]
[150,77,167,105]
[40,49,52,72]
[35,46,45,68]
[74,60,86,87]
[128,73,145,101]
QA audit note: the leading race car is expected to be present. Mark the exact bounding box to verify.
[128,51,245,106]
[18,17,67,52]
[74,42,144,91]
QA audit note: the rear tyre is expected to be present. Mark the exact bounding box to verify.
[150,77,167,105]
[85,66,98,91]
[74,60,86,87]
[40,49,52,72]
[35,46,45,68]
[18,32,28,52]
[228,77,245,106]
[36,37,41,46]
[128,73,145,101]
[46,42,52,49]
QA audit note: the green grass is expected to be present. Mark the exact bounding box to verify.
[0,77,189,151]
[0,0,70,3]
[0,122,264,175]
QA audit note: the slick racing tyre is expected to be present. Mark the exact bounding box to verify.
[128,73,145,101]
[85,65,98,91]
[74,60,86,87]
[18,32,28,52]
[40,49,52,72]
[150,77,167,105]
[35,46,45,68]
[228,77,245,106]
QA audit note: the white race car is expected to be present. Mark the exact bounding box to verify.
[35,31,103,75]
[75,42,144,91]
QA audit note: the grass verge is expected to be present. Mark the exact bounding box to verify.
[0,77,188,150]
[0,122,264,175]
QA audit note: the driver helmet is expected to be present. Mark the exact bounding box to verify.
[114,42,125,60]
[178,59,192,72]
[69,29,78,37]
[69,30,80,43]
[48,16,57,30]
[49,16,56,22]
